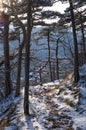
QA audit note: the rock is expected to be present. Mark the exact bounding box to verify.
[17,121,25,127]
[35,126,39,129]
[76,127,82,130]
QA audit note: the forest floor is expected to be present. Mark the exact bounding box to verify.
[0,65,86,130]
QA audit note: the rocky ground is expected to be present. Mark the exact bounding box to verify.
[0,65,86,130]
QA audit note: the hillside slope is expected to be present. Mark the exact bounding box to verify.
[2,64,86,130]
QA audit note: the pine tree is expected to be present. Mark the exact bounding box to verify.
[69,0,79,83]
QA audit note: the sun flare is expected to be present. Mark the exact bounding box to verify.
[0,0,3,11]
[0,0,3,7]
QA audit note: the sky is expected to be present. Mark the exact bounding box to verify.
[0,0,69,14]
[43,1,69,24]
[43,1,69,14]
[0,0,70,27]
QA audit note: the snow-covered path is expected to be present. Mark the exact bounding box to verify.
[3,66,86,130]
[4,88,45,130]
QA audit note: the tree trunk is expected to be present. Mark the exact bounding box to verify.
[69,0,79,83]
[16,28,26,96]
[56,39,59,80]
[80,13,86,63]
[3,13,12,97]
[47,31,53,81]
[24,0,32,114]
[39,68,42,86]
[9,0,27,97]
[52,63,55,81]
